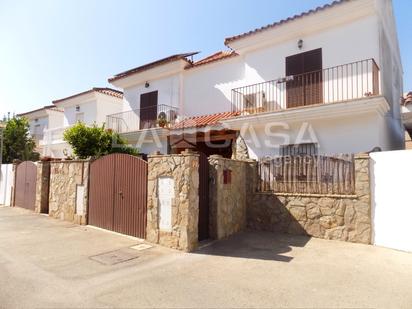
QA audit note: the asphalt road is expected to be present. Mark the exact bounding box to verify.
[1,206,411,309]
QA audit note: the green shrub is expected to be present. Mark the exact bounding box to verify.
[63,123,138,159]
[2,117,40,163]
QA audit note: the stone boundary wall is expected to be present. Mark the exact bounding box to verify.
[34,161,50,214]
[48,160,90,225]
[147,151,199,252]
[247,155,372,244]
[208,155,252,239]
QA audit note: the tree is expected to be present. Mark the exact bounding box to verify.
[2,117,40,163]
[63,122,138,159]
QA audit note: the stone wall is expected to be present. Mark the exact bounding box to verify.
[247,155,372,244]
[208,155,250,239]
[147,151,199,252]
[48,160,89,225]
[231,135,249,160]
[34,161,50,214]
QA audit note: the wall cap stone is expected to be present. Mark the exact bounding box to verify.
[148,153,199,158]
[209,155,256,163]
[256,192,358,198]
[354,153,370,159]
[49,159,91,164]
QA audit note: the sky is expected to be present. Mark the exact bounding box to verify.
[0,0,411,118]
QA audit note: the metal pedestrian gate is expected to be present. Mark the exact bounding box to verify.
[14,161,37,210]
[88,153,148,238]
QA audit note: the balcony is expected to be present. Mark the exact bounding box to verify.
[106,104,179,133]
[231,59,380,114]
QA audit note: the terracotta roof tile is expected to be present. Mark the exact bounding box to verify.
[186,51,238,69]
[53,87,123,104]
[17,105,63,117]
[93,87,123,99]
[172,111,239,130]
[224,0,349,45]
[108,52,199,83]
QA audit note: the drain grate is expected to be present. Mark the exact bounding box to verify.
[90,249,139,265]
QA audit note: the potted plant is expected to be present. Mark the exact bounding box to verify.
[157,113,169,128]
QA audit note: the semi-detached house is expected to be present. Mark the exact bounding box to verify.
[23,88,123,158]
[107,0,404,159]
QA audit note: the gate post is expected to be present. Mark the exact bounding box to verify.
[147,151,199,252]
[34,160,50,214]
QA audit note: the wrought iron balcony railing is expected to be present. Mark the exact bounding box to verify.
[231,59,380,114]
[106,104,179,133]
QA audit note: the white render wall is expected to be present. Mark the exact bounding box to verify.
[63,100,97,126]
[183,57,244,117]
[370,150,412,252]
[28,116,49,137]
[62,96,122,127]
[48,111,64,130]
[0,164,13,206]
[240,112,385,159]
[95,96,123,125]
[123,75,180,112]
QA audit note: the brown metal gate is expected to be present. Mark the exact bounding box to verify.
[198,152,210,241]
[14,161,37,210]
[88,153,148,238]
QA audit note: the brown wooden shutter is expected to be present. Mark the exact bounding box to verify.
[140,91,158,129]
[286,48,322,108]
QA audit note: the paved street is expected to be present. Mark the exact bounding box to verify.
[0,206,411,309]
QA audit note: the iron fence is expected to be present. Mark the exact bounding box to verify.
[106,104,178,133]
[257,154,356,195]
[232,59,380,114]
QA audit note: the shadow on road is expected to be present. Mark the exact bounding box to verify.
[194,230,310,262]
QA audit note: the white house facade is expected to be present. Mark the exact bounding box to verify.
[42,88,123,158]
[17,105,64,155]
[107,0,404,160]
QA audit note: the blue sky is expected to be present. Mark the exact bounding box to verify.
[0,0,411,117]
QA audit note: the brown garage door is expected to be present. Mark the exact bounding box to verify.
[88,153,148,238]
[14,161,37,210]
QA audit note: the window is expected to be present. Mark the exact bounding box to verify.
[280,143,318,156]
[75,113,84,123]
[34,124,41,134]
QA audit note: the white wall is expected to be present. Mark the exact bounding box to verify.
[370,150,412,252]
[29,116,48,138]
[375,0,404,150]
[184,57,244,117]
[0,164,14,206]
[63,100,97,126]
[96,95,123,125]
[240,112,385,159]
[124,133,168,155]
[48,110,64,129]
[123,75,180,112]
